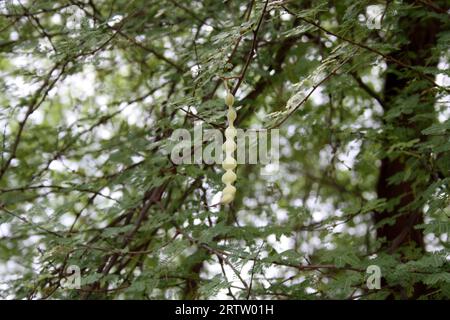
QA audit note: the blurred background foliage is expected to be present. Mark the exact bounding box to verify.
[0,0,449,299]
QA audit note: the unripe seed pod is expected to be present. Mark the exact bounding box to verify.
[222,170,237,184]
[223,140,236,153]
[223,184,236,195]
[220,89,237,205]
[225,92,234,106]
[222,157,237,170]
[227,108,237,122]
[221,192,234,204]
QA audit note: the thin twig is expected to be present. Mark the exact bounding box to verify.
[270,55,352,129]
[232,0,270,95]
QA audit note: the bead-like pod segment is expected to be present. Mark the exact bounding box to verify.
[221,183,236,204]
[227,109,237,122]
[223,184,236,195]
[225,127,237,139]
[222,140,236,153]
[222,170,237,184]
[225,92,234,106]
[222,157,237,170]
[221,192,234,204]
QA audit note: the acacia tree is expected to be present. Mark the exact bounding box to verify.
[0,0,449,299]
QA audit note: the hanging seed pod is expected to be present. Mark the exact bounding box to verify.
[225,127,237,139]
[221,184,236,204]
[223,140,236,153]
[227,109,237,122]
[222,170,237,184]
[220,89,237,205]
[222,156,237,170]
[225,92,235,106]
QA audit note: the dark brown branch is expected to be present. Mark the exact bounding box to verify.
[350,72,385,108]
[232,0,270,95]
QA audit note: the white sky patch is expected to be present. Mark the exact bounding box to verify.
[312,211,326,222]
[266,234,296,253]
[369,61,386,91]
[107,15,123,27]
[118,64,130,77]
[59,67,97,101]
[96,124,113,140]
[110,190,123,201]
[275,208,288,223]
[5,74,41,99]
[50,13,62,25]
[337,139,362,170]
[240,209,268,227]
[210,192,222,210]
[436,57,450,122]
[10,158,18,168]
[187,106,198,115]
[65,6,86,30]
[280,12,292,21]
[29,109,44,125]
[310,85,329,106]
[307,197,334,222]
[305,47,320,61]
[78,154,107,177]
[365,4,385,29]
[59,214,75,227]
[0,223,11,237]
[260,163,280,178]
[190,65,200,78]
[63,110,78,127]
[131,155,144,163]
[318,144,334,168]
[95,94,109,106]
[201,25,213,34]
[121,102,145,126]
[48,160,63,172]
[49,157,80,172]
[37,38,53,52]
[9,31,19,41]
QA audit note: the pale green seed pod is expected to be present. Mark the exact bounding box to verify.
[222,157,237,170]
[220,87,237,204]
[223,140,236,153]
[225,92,234,106]
[225,127,237,139]
[222,170,237,184]
[221,192,234,204]
[227,108,237,122]
[220,90,238,205]
[223,184,236,195]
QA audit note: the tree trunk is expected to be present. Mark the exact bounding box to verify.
[375,0,445,298]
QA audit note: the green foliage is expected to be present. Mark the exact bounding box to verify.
[0,0,449,300]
